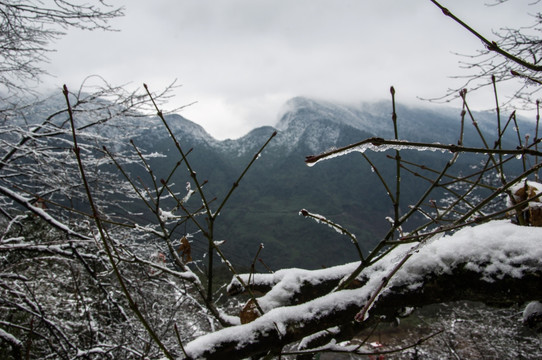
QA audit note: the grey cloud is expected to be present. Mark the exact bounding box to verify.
[44,0,536,139]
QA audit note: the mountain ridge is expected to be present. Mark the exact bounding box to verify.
[175,96,528,157]
[8,95,536,269]
[147,97,534,269]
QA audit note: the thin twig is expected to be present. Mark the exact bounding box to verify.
[63,85,174,359]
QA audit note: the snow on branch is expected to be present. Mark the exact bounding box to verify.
[227,262,359,310]
[185,220,542,359]
[0,184,91,240]
[0,327,22,352]
[304,137,542,166]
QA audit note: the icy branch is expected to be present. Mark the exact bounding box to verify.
[0,185,91,240]
[305,137,542,166]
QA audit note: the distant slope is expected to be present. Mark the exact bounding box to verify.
[11,95,534,270]
[130,97,532,270]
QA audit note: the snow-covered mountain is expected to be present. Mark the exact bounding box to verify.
[10,94,534,269]
[132,97,532,269]
[276,97,392,139]
[194,96,523,158]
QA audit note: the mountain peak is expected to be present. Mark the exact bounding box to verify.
[162,113,216,144]
[276,96,393,138]
[274,96,520,145]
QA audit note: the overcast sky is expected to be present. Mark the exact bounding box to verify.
[43,0,536,140]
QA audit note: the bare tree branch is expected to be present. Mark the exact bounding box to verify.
[0,0,124,94]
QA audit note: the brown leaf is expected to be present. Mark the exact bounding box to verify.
[512,184,542,226]
[178,236,192,263]
[240,299,260,324]
[530,206,542,227]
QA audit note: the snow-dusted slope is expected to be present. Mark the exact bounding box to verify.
[277,97,391,137]
[274,96,519,147]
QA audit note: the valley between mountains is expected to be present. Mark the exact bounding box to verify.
[125,96,529,270]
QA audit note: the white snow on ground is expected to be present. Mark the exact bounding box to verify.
[523,301,542,324]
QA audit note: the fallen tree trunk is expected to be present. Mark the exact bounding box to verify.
[184,220,542,359]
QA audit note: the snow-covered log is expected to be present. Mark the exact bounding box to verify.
[227,262,359,307]
[184,220,542,359]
